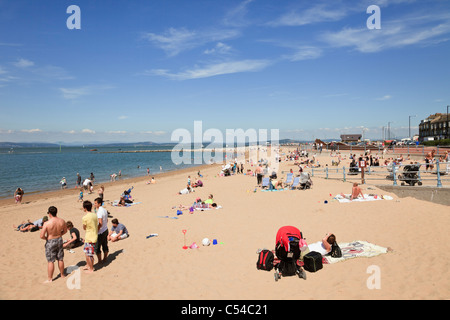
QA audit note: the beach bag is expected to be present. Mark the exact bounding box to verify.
[330,243,342,258]
[303,251,323,273]
[256,250,274,271]
[278,260,299,277]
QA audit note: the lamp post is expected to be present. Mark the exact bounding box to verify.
[447,105,449,139]
[409,115,416,140]
[388,121,394,140]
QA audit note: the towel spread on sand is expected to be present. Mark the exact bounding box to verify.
[322,240,388,264]
[267,240,388,267]
[334,194,393,203]
[261,188,288,192]
[112,200,142,207]
[194,206,223,211]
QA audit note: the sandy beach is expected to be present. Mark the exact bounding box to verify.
[1,149,449,300]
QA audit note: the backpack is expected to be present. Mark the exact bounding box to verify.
[256,250,274,271]
[330,242,342,258]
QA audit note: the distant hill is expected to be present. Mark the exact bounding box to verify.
[0,142,60,148]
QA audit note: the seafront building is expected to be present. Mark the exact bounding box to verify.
[418,113,450,142]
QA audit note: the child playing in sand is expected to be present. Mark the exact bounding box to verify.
[78,188,84,202]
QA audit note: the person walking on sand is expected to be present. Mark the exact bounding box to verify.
[40,206,67,283]
[255,164,263,186]
[14,188,24,204]
[76,173,82,188]
[94,197,109,264]
[82,200,98,273]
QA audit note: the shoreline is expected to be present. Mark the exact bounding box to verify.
[0,162,218,207]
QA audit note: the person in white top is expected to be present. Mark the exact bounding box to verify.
[307,233,336,256]
[94,197,109,264]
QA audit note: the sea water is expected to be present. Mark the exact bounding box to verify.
[0,145,210,199]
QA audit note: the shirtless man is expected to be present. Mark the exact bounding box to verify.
[255,164,263,186]
[40,206,68,283]
[340,183,364,201]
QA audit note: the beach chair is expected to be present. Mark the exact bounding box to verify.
[261,177,270,189]
[290,177,299,190]
[285,173,293,184]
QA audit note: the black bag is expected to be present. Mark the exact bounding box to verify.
[303,251,323,273]
[330,243,342,258]
[278,260,299,277]
[256,250,274,271]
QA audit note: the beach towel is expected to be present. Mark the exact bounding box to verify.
[322,241,389,264]
[194,206,223,211]
[261,188,288,192]
[112,200,142,207]
[334,194,393,203]
[261,240,388,267]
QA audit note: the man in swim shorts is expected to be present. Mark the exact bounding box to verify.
[40,206,68,283]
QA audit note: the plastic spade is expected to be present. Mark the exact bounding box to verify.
[182,229,188,249]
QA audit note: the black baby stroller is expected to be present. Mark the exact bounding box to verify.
[399,164,422,186]
[274,226,307,281]
[348,160,359,175]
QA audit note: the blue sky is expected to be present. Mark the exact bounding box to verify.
[0,0,449,144]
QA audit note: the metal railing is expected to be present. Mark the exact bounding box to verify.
[306,160,450,187]
[285,143,450,157]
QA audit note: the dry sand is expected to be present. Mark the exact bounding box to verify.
[1,150,449,300]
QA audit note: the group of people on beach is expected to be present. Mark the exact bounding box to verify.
[28,198,129,283]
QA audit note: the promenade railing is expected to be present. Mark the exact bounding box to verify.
[305,160,449,188]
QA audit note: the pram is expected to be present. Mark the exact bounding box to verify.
[274,226,307,281]
[386,162,400,181]
[399,164,422,186]
[299,172,312,190]
[348,161,360,175]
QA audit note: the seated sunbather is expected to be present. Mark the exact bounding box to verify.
[271,179,284,189]
[340,183,364,200]
[192,179,203,187]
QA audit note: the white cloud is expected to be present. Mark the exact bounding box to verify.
[81,129,96,134]
[376,95,392,101]
[223,0,254,27]
[142,27,240,57]
[21,128,42,133]
[320,14,450,53]
[284,46,323,61]
[60,87,90,99]
[118,115,129,120]
[14,58,34,68]
[141,130,167,136]
[203,42,233,55]
[148,59,271,80]
[269,3,348,27]
[59,85,114,100]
